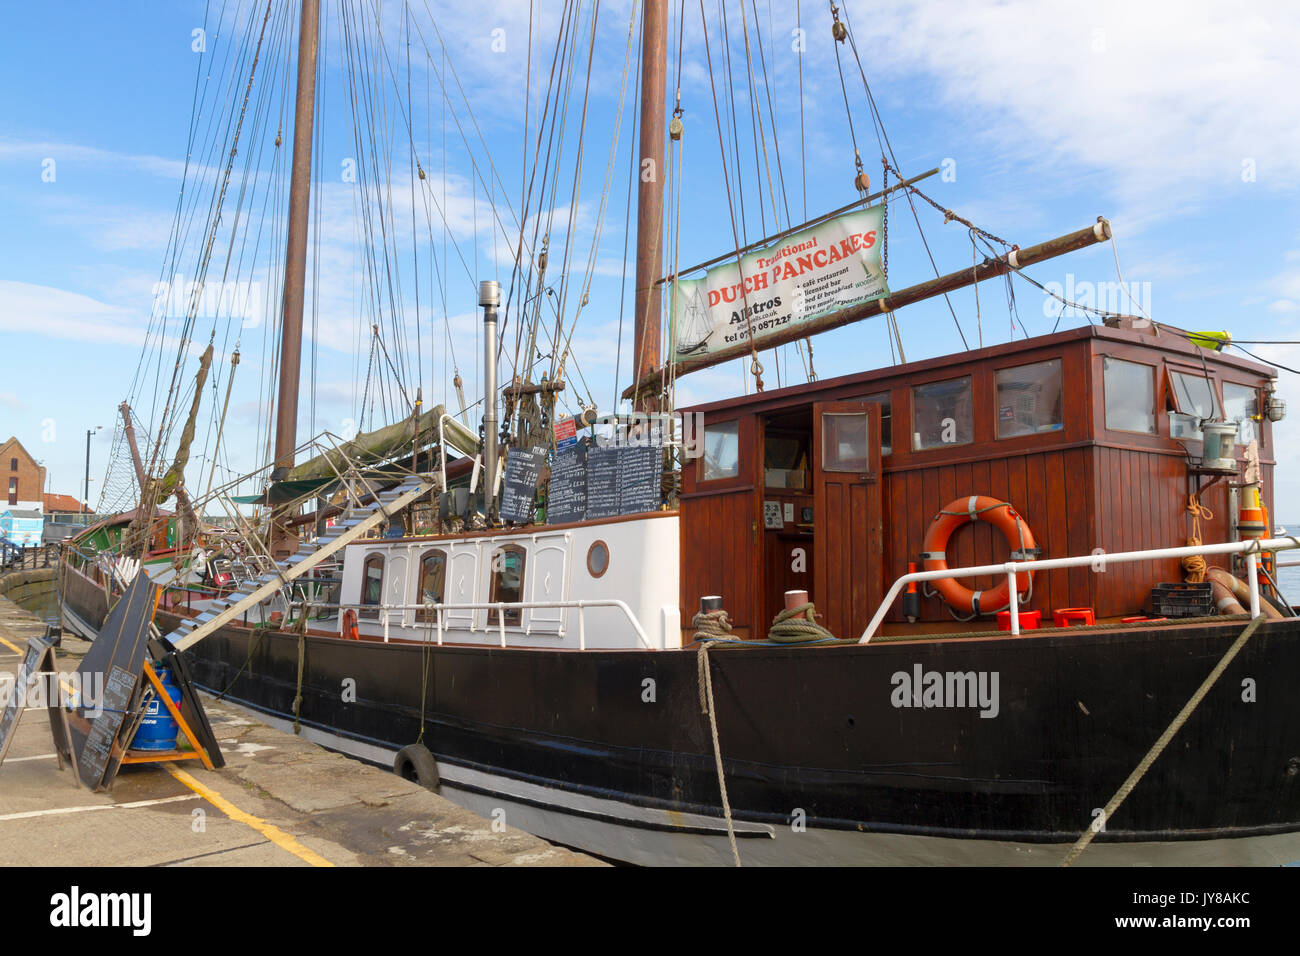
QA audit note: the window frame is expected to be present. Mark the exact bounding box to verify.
[360,552,385,620]
[993,358,1065,440]
[1221,379,1262,448]
[488,544,527,627]
[415,548,448,622]
[910,375,975,452]
[1166,363,1223,441]
[697,418,742,483]
[1101,355,1158,436]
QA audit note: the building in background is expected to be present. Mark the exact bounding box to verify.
[1,436,46,512]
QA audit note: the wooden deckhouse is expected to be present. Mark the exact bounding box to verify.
[679,320,1279,641]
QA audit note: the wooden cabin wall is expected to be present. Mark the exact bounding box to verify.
[881,446,1100,623]
[680,324,1279,633]
[679,415,759,637]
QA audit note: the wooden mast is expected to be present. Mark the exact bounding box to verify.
[632,0,668,412]
[270,0,320,556]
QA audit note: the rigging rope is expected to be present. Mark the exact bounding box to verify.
[1061,614,1265,866]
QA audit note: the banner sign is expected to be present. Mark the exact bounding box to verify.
[670,206,888,360]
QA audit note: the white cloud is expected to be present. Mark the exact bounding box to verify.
[0,280,146,347]
[846,0,1300,227]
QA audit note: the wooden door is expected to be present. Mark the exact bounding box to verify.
[813,402,883,641]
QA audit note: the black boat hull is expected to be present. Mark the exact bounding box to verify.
[60,563,1300,865]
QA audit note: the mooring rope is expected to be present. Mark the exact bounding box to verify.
[767,602,837,643]
[292,630,305,735]
[1061,614,1264,866]
[696,640,741,867]
[691,608,733,642]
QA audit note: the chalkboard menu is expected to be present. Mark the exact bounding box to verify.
[576,440,663,522]
[68,574,156,791]
[77,664,140,790]
[547,443,587,524]
[500,446,546,524]
[585,446,624,520]
[0,637,57,766]
[619,444,661,515]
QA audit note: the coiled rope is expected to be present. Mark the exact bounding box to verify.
[767,602,837,643]
[1182,493,1214,583]
[691,608,734,642]
[1061,613,1264,866]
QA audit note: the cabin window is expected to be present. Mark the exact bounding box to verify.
[700,420,740,481]
[1222,382,1260,446]
[865,392,892,455]
[9,458,16,471]
[912,377,973,450]
[360,554,384,619]
[1168,369,1222,440]
[587,540,610,578]
[488,545,526,626]
[822,413,872,474]
[416,549,447,621]
[996,360,1063,438]
[1103,357,1156,433]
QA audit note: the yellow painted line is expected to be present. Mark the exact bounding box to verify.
[163,765,335,867]
[0,633,23,654]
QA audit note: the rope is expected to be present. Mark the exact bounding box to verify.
[869,613,1247,644]
[696,640,741,867]
[292,630,305,735]
[691,608,733,642]
[1061,614,1265,866]
[767,602,837,643]
[1182,493,1214,583]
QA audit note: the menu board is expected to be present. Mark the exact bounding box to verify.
[76,664,140,791]
[570,441,662,523]
[547,443,588,524]
[68,573,156,791]
[619,444,662,515]
[0,637,56,766]
[499,446,546,524]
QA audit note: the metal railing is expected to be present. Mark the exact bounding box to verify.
[860,536,1300,643]
[340,599,656,650]
[1,539,61,571]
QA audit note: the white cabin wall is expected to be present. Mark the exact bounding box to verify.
[338,515,680,649]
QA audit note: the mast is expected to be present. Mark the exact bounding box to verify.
[632,0,668,412]
[270,0,320,556]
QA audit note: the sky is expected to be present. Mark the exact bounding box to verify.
[2,0,1300,513]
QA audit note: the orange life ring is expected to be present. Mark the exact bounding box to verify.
[342,608,360,640]
[921,496,1037,615]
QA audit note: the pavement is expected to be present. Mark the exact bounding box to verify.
[0,594,603,867]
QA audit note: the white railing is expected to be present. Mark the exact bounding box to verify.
[860,537,1300,644]
[341,599,657,650]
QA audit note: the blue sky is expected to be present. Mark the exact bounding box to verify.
[2,0,1300,510]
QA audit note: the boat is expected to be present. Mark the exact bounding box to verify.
[59,0,1300,866]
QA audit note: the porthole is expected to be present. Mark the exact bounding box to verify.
[587,540,610,578]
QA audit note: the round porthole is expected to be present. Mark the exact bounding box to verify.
[587,540,610,578]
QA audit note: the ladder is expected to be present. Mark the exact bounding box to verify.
[164,473,435,652]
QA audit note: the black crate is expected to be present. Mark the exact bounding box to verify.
[1150,581,1214,618]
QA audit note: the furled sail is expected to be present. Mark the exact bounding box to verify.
[284,404,481,483]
